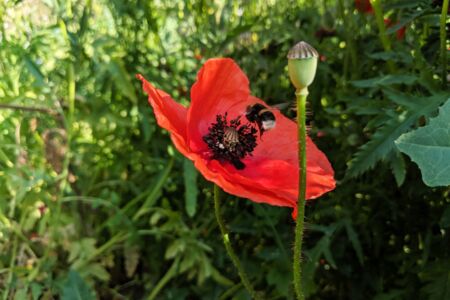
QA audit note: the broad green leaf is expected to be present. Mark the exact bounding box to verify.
[60,270,95,300]
[395,99,450,187]
[183,159,198,217]
[351,75,417,88]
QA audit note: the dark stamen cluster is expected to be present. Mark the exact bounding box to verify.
[203,113,258,170]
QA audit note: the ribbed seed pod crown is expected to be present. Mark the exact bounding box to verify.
[287,41,319,59]
[287,41,318,93]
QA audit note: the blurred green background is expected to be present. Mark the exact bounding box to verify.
[0,0,449,299]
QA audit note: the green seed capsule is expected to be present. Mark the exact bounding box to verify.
[287,41,318,95]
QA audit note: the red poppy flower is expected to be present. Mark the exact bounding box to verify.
[384,18,406,40]
[137,58,335,218]
[355,0,373,14]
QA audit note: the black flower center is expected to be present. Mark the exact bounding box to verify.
[203,113,258,170]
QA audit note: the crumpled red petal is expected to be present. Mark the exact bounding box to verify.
[137,74,190,157]
[187,58,250,153]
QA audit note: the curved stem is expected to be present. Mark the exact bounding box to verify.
[293,90,307,300]
[213,185,260,299]
[219,283,243,300]
[440,0,449,88]
[147,257,180,300]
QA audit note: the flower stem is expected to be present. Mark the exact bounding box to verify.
[440,0,449,88]
[293,89,307,300]
[370,0,395,73]
[213,184,260,299]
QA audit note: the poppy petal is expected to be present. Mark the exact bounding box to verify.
[137,74,190,155]
[187,58,250,152]
[190,154,297,207]
[195,94,335,203]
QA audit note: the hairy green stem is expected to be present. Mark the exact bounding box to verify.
[213,185,260,299]
[293,90,307,300]
[440,0,449,87]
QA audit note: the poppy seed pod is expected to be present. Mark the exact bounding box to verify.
[287,41,318,95]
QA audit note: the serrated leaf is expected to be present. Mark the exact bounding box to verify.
[347,112,414,177]
[179,253,196,273]
[385,0,424,9]
[421,261,450,300]
[385,9,426,34]
[383,88,421,110]
[367,51,412,64]
[183,159,198,217]
[347,94,448,178]
[373,290,406,300]
[322,240,337,269]
[210,266,234,286]
[165,239,185,259]
[351,75,417,88]
[267,268,290,296]
[303,235,332,296]
[390,150,406,187]
[87,263,110,282]
[60,270,95,300]
[124,245,140,278]
[31,283,43,300]
[395,99,450,187]
[344,220,364,265]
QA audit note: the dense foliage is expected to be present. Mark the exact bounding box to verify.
[0,0,449,299]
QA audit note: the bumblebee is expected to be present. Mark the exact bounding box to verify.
[245,103,276,135]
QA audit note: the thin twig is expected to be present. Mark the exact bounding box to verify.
[0,103,59,115]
